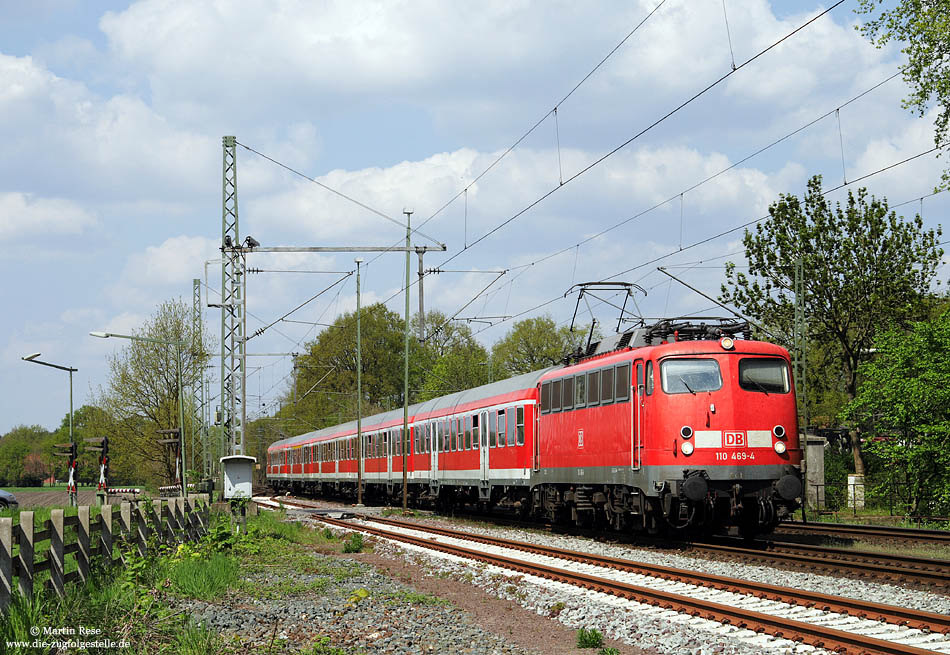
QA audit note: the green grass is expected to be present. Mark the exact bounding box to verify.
[0,508,371,654]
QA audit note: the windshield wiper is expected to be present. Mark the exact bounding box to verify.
[749,379,770,395]
[680,379,696,395]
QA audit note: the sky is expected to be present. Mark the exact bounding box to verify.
[3,0,948,436]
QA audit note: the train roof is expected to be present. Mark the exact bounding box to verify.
[268,366,555,451]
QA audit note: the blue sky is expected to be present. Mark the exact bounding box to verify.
[3,0,948,435]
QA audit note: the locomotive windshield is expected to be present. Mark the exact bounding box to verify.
[660,358,722,394]
[738,358,790,394]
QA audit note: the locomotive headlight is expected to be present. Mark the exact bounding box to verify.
[720,337,735,350]
[773,425,786,438]
[681,441,695,456]
[680,426,693,439]
[773,441,787,454]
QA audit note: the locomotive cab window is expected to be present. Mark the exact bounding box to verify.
[739,358,790,394]
[661,358,723,394]
[551,379,562,412]
[541,381,552,414]
[645,361,654,395]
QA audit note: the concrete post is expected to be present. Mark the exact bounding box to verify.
[77,506,90,583]
[805,433,827,509]
[0,518,11,611]
[50,510,65,597]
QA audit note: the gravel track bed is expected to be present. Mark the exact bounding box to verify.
[389,514,950,615]
[169,546,541,654]
[351,523,828,655]
[351,520,950,654]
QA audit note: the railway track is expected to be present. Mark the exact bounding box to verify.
[777,521,950,544]
[262,495,949,590]
[292,506,950,655]
[691,540,950,590]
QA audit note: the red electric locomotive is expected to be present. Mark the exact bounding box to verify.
[267,319,803,536]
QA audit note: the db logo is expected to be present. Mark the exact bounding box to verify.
[724,431,746,448]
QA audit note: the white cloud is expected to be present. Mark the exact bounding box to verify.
[0,192,96,239]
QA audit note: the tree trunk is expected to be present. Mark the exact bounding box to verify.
[849,427,866,476]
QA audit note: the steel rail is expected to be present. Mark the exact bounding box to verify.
[692,541,950,588]
[362,515,950,634]
[308,513,943,655]
[778,522,950,543]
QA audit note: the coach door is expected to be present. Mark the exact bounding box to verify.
[479,411,490,486]
[632,360,643,470]
[430,421,440,481]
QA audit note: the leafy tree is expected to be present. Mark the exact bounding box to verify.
[841,311,950,515]
[283,303,427,431]
[95,299,212,486]
[721,175,942,475]
[491,315,590,377]
[0,424,51,486]
[21,453,49,487]
[856,1,950,186]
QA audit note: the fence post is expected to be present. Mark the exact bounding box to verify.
[100,505,113,568]
[77,506,90,583]
[136,501,149,557]
[50,509,65,597]
[18,511,34,599]
[0,517,12,612]
[119,502,131,564]
[186,497,197,540]
[152,500,164,546]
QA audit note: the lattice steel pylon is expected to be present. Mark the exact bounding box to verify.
[793,256,808,431]
[220,135,246,456]
[192,277,207,475]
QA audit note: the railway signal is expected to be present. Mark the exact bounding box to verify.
[86,437,109,505]
[54,442,78,506]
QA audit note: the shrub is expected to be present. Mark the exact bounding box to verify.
[342,532,365,553]
[577,627,604,649]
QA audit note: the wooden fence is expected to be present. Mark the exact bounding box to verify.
[0,494,211,611]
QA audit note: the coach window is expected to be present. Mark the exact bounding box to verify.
[489,411,498,447]
[450,419,457,452]
[562,376,574,411]
[541,381,552,414]
[645,361,654,395]
[516,406,525,446]
[587,370,600,406]
[465,415,472,450]
[661,358,722,394]
[575,374,586,407]
[503,407,513,446]
[497,410,507,447]
[473,414,481,449]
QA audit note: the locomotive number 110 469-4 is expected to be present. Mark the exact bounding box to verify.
[715,451,755,461]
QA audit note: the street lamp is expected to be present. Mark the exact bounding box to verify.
[22,353,78,507]
[89,331,188,497]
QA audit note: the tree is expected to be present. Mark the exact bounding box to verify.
[491,315,589,377]
[721,175,943,475]
[856,1,950,186]
[283,303,427,431]
[841,311,950,515]
[95,299,212,486]
[0,424,51,486]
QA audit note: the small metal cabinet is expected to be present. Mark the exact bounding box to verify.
[220,455,256,499]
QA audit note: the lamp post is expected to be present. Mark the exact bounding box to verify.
[90,331,188,497]
[22,354,78,507]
